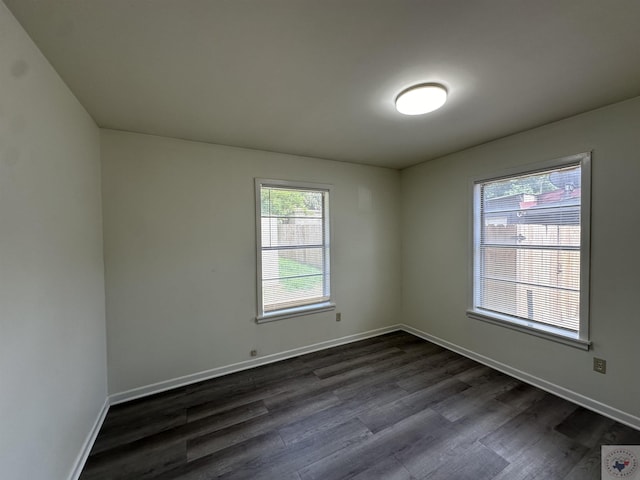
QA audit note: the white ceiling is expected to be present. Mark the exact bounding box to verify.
[5,0,640,169]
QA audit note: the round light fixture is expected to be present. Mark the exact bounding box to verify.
[395,83,447,115]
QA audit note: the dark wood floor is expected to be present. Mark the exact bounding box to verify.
[80,331,640,480]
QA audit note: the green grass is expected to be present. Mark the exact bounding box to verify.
[279,257,323,292]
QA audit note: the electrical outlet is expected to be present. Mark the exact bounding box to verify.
[336,312,342,322]
[593,357,607,374]
[250,349,257,357]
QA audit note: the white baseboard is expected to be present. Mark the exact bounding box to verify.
[400,323,640,431]
[68,397,110,480]
[109,325,402,405]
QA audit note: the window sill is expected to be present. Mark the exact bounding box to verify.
[257,302,336,324]
[467,309,591,350]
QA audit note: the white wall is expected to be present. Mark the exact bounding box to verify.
[0,3,107,480]
[101,130,401,395]
[401,96,640,421]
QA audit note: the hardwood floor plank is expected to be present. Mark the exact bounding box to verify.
[493,381,547,412]
[107,386,189,418]
[218,418,373,480]
[264,377,349,413]
[185,390,341,457]
[431,374,521,423]
[397,356,477,393]
[554,406,616,448]
[561,447,602,480]
[298,408,451,480]
[358,377,469,433]
[479,393,580,461]
[415,441,508,480]
[312,347,405,379]
[349,456,415,480]
[393,338,446,357]
[262,351,409,411]
[81,440,186,480]
[278,382,407,445]
[246,358,313,388]
[155,431,285,479]
[599,421,640,444]
[489,430,588,480]
[330,352,454,402]
[393,401,515,479]
[185,400,269,446]
[298,332,407,369]
[184,372,316,422]
[91,408,187,456]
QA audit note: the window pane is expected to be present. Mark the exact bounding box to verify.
[482,247,580,289]
[481,245,517,281]
[263,277,327,312]
[481,278,579,331]
[262,248,324,281]
[483,218,580,247]
[261,217,323,248]
[262,246,327,312]
[474,158,586,336]
[516,223,580,247]
[263,188,323,218]
[258,182,330,317]
[482,165,580,206]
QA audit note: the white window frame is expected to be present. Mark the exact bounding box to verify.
[467,152,591,350]
[255,178,335,323]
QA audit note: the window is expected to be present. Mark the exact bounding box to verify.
[255,179,334,322]
[468,153,591,349]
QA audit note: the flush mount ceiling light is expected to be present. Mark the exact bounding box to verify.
[395,83,447,115]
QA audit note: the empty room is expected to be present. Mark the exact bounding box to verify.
[2,1,640,479]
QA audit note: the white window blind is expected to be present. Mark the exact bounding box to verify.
[470,153,591,346]
[256,180,332,321]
